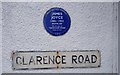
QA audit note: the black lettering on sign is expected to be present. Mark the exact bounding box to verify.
[55,56,61,64]
[22,56,27,65]
[72,54,98,64]
[91,55,97,63]
[43,56,48,64]
[29,56,35,65]
[84,55,90,63]
[16,57,22,65]
[62,55,66,64]
[78,55,84,63]
[72,55,77,64]
[48,56,55,64]
[36,56,42,64]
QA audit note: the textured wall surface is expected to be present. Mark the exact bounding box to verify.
[2,2,118,73]
[0,2,2,74]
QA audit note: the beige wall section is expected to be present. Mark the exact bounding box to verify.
[2,2,118,73]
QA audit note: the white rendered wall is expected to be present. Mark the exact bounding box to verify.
[2,2,118,73]
[0,2,2,74]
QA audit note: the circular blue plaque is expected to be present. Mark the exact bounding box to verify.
[43,7,71,36]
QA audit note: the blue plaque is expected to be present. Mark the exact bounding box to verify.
[43,7,71,36]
